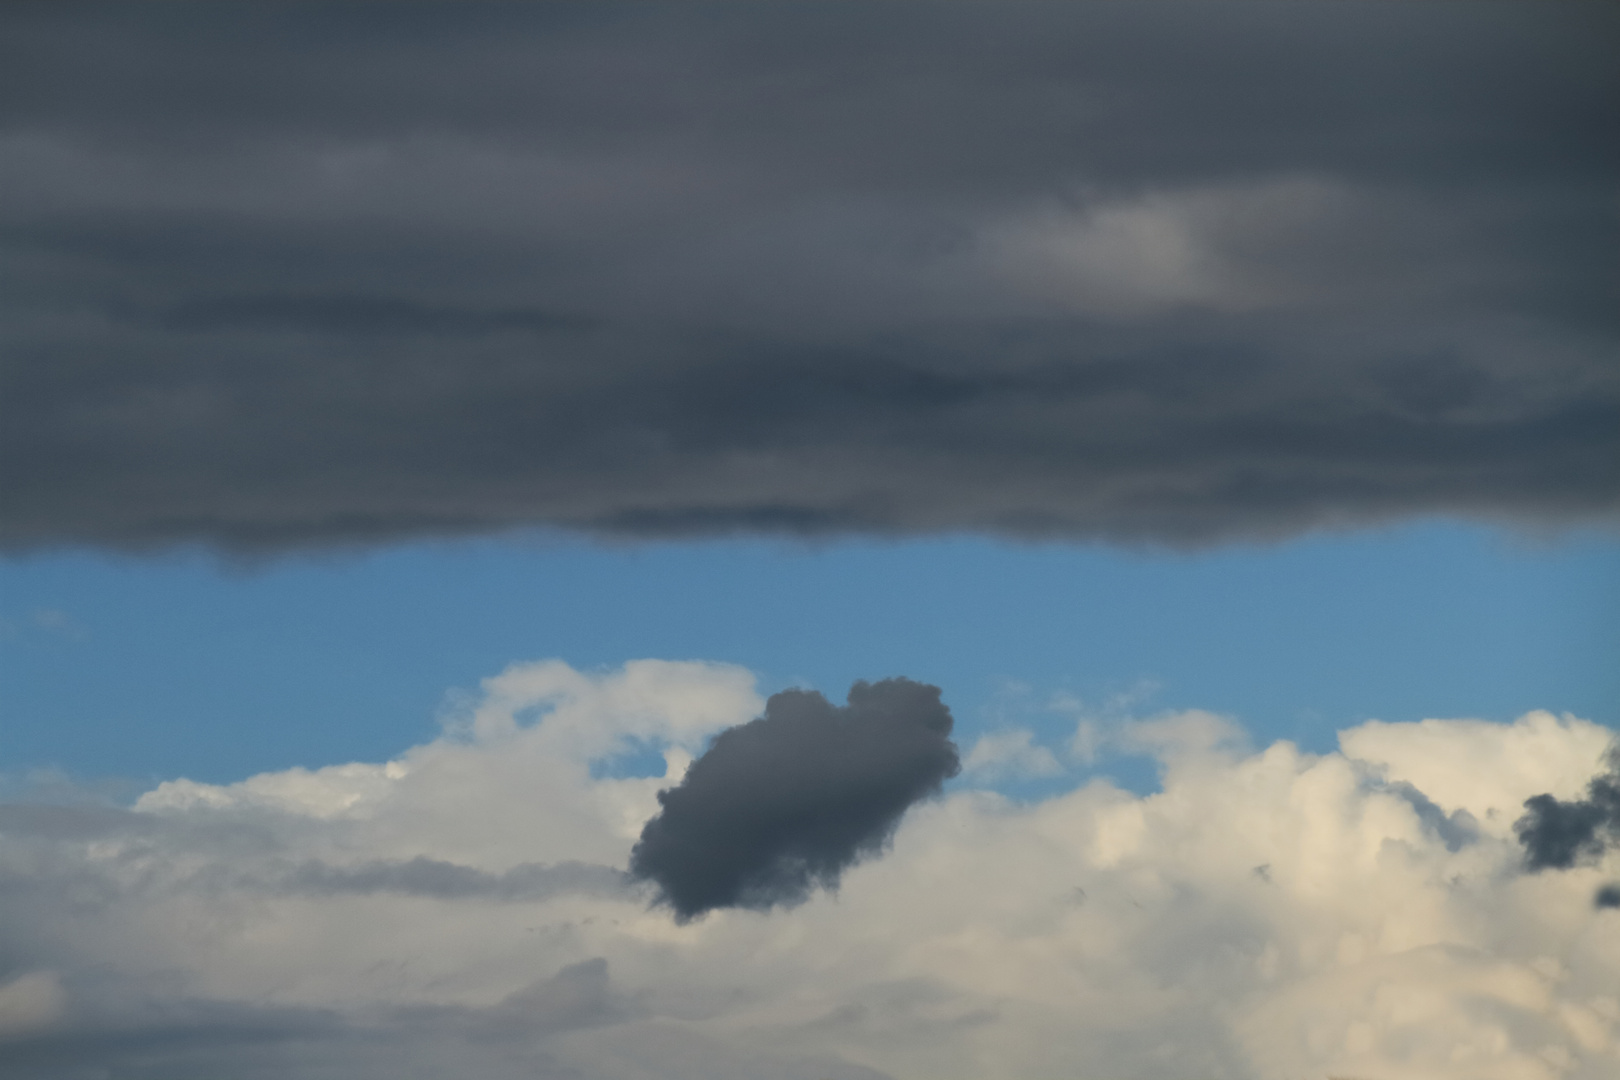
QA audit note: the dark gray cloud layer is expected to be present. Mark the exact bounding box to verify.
[1515,746,1620,871]
[2,4,1616,552]
[630,679,959,919]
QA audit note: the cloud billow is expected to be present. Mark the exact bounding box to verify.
[3,669,1619,1080]
[1,4,1616,553]
[630,678,960,920]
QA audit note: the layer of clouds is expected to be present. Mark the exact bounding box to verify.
[2,4,1615,552]
[631,679,959,918]
[3,658,1620,1078]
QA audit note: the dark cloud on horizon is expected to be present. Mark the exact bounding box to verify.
[630,678,959,919]
[1,3,1616,553]
[1515,746,1620,872]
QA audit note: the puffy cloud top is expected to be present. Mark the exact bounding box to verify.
[2,659,1618,1078]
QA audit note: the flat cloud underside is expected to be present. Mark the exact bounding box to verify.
[2,4,1616,552]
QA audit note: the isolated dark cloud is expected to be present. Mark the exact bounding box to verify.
[630,678,959,919]
[1596,884,1620,910]
[2,3,1616,552]
[1515,746,1620,871]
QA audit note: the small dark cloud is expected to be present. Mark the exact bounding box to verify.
[1515,746,1620,872]
[630,678,960,920]
[1596,883,1620,910]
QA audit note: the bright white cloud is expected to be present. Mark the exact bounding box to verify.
[2,660,1617,1079]
[136,657,761,866]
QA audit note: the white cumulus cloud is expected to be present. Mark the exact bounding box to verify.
[1,660,1616,1080]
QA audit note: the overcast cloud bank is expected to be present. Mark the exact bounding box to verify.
[2,659,1618,1079]
[3,3,1615,552]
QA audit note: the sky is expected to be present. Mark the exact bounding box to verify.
[1,3,1618,1079]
